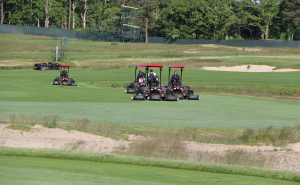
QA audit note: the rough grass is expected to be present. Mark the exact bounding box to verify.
[2,33,300,70]
[194,149,271,168]
[3,114,300,147]
[1,147,300,183]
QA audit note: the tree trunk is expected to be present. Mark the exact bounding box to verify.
[68,0,71,29]
[45,0,49,28]
[82,0,87,28]
[61,16,64,29]
[105,0,106,6]
[260,30,264,40]
[265,25,269,40]
[22,0,27,26]
[37,19,40,27]
[72,1,76,29]
[287,25,290,41]
[291,32,294,41]
[145,17,148,43]
[248,28,253,40]
[1,0,3,24]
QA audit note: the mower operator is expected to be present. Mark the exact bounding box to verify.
[148,69,159,87]
[61,69,68,79]
[137,70,146,82]
[171,70,181,86]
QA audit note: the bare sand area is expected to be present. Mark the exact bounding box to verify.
[202,65,300,72]
[1,123,300,172]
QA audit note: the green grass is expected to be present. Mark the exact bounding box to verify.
[0,69,299,129]
[1,156,297,185]
[1,148,300,184]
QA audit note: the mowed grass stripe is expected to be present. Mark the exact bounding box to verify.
[1,93,299,129]
[0,69,299,129]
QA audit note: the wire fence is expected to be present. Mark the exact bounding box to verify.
[1,24,300,47]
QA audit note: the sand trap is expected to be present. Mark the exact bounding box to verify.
[273,68,300,72]
[202,65,300,72]
[2,123,300,172]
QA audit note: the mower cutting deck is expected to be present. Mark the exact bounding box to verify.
[51,65,77,86]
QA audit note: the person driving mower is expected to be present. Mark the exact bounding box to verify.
[171,70,181,86]
[61,69,69,79]
[137,70,146,82]
[148,69,159,87]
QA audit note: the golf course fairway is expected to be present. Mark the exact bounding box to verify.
[0,69,299,129]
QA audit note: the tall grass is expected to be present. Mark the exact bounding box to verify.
[117,131,188,160]
[240,126,300,146]
[2,114,300,146]
[194,149,271,168]
[2,114,60,129]
[0,147,299,182]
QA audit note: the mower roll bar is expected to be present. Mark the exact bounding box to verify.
[134,64,147,82]
[146,66,162,87]
[168,65,185,85]
[60,64,71,75]
[134,64,164,86]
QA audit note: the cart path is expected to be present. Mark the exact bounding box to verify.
[1,123,300,172]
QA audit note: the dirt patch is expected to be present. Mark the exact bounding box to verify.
[1,123,300,172]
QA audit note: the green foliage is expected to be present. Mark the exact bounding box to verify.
[1,0,296,40]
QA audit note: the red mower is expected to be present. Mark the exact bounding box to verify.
[51,65,77,86]
[166,65,199,100]
[125,64,147,94]
[131,64,178,101]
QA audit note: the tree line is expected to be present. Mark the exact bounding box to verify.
[1,0,300,41]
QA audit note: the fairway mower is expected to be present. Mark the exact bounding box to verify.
[166,65,200,100]
[34,62,62,70]
[132,64,178,101]
[125,64,148,94]
[52,65,77,86]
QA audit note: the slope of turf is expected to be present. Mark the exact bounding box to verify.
[0,156,298,185]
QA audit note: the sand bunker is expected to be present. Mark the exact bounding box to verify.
[2,123,300,172]
[202,65,300,72]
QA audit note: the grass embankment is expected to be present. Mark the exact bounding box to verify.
[0,148,300,184]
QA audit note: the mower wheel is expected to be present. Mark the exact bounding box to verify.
[177,94,184,100]
[187,94,200,100]
[165,96,178,101]
[52,81,60,85]
[62,81,69,86]
[149,95,162,101]
[126,88,136,94]
[71,83,78,86]
[132,94,145,100]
